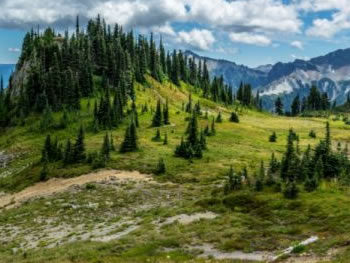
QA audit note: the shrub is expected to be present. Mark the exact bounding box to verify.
[223,192,263,211]
[269,132,277,142]
[155,158,166,175]
[283,182,299,199]
[229,112,240,123]
[309,130,317,138]
[292,244,306,254]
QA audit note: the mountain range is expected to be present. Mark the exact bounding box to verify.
[0,64,15,88]
[185,48,350,111]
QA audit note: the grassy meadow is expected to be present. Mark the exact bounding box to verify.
[2,77,350,262]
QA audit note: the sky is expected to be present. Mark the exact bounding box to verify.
[1,0,350,67]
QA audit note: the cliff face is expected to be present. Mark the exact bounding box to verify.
[9,61,31,97]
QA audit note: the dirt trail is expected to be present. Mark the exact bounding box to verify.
[0,170,152,209]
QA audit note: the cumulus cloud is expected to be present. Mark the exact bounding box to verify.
[186,0,302,34]
[229,32,271,46]
[177,29,215,50]
[0,0,187,30]
[151,24,176,37]
[2,0,350,51]
[296,0,350,38]
[290,41,303,49]
[0,0,302,35]
[306,12,350,38]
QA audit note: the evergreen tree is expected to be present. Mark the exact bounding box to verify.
[152,100,163,127]
[155,158,166,175]
[269,132,277,142]
[211,117,216,136]
[40,105,54,130]
[163,98,170,125]
[309,130,317,138]
[120,120,138,153]
[216,112,223,123]
[229,112,239,123]
[59,109,69,129]
[275,97,284,115]
[163,132,168,145]
[224,165,242,194]
[175,112,204,159]
[280,129,299,182]
[73,126,86,163]
[186,93,192,113]
[42,135,53,162]
[291,95,301,116]
[64,139,73,165]
[101,133,111,161]
[40,161,49,181]
[153,128,162,142]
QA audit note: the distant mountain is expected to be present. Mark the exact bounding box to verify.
[254,64,273,73]
[184,50,269,89]
[0,64,15,88]
[260,48,350,110]
[186,48,350,111]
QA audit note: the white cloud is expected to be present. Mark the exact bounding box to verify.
[151,24,176,37]
[0,0,188,30]
[296,0,350,38]
[186,0,302,34]
[290,41,303,49]
[177,29,215,50]
[229,32,271,46]
[0,0,302,36]
[8,48,21,52]
[306,12,350,38]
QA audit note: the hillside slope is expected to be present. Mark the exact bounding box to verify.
[2,18,350,263]
[2,74,350,262]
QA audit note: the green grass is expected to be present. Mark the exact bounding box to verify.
[2,76,350,262]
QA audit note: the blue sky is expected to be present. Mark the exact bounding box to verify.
[1,0,350,67]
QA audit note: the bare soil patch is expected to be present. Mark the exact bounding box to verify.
[0,170,152,209]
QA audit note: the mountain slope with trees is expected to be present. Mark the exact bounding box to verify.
[2,17,350,263]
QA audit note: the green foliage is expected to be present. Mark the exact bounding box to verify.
[236,83,253,106]
[155,158,166,175]
[120,120,138,153]
[163,132,168,145]
[224,165,242,194]
[152,100,163,127]
[275,97,284,115]
[216,112,223,123]
[269,132,277,142]
[101,133,111,161]
[229,112,240,123]
[223,192,263,211]
[283,181,299,199]
[292,244,306,254]
[40,162,49,182]
[59,109,70,129]
[309,130,317,138]
[40,106,54,131]
[175,112,205,159]
[73,126,86,163]
[152,129,162,142]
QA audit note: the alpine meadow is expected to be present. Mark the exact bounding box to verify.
[3,1,350,262]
